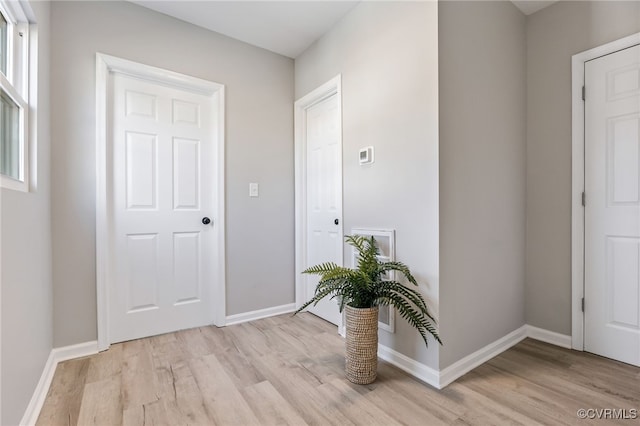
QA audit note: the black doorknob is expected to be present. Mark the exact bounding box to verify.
[202,217,211,225]
[334,218,339,225]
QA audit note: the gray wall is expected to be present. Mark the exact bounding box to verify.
[50,1,294,346]
[439,1,527,368]
[526,1,640,334]
[1,1,52,423]
[295,1,440,368]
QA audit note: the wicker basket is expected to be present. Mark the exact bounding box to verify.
[345,305,379,384]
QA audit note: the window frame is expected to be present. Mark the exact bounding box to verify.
[0,9,9,76]
[0,0,30,192]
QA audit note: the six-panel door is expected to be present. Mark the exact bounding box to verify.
[109,73,218,343]
[585,44,640,367]
[305,93,343,325]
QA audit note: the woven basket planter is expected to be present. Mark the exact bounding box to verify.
[345,305,379,384]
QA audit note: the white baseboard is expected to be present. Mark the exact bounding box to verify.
[338,324,345,338]
[439,326,528,388]
[19,351,56,426]
[225,303,296,326]
[437,325,572,387]
[526,325,572,349]
[378,324,569,389]
[20,341,98,426]
[378,343,440,388]
[51,340,99,363]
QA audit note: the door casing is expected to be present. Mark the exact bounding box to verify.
[95,53,226,351]
[294,75,344,334]
[571,32,640,351]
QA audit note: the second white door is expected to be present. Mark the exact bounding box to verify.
[109,72,221,343]
[305,92,343,325]
[584,44,640,366]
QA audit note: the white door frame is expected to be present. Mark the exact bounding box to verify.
[294,75,344,332]
[95,53,226,351]
[571,32,640,351]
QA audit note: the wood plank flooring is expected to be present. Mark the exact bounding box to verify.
[37,313,640,425]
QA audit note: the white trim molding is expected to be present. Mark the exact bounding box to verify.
[439,326,528,388]
[571,32,640,351]
[51,341,99,363]
[95,53,226,351]
[380,325,571,389]
[0,0,31,193]
[378,343,440,388]
[225,303,297,326]
[378,327,527,390]
[526,325,572,349]
[20,341,98,426]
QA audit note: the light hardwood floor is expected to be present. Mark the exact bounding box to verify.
[37,313,639,425]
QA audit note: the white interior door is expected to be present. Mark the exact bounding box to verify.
[108,72,220,343]
[304,92,343,325]
[584,44,640,366]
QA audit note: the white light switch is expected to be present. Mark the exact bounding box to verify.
[249,182,259,197]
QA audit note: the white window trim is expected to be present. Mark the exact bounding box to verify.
[0,72,28,190]
[0,0,30,192]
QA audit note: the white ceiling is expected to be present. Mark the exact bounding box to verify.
[131,1,360,58]
[131,1,558,59]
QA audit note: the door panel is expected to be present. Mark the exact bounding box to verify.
[584,44,640,366]
[607,237,639,328]
[126,234,159,312]
[173,232,201,304]
[305,93,342,325]
[125,132,157,210]
[173,138,200,209]
[125,90,157,119]
[109,73,218,343]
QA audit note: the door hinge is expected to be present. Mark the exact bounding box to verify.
[582,86,586,101]
[581,297,585,312]
[581,191,586,206]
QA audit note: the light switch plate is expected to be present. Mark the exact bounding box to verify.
[249,182,259,197]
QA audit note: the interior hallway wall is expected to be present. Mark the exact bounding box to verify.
[296,0,440,368]
[439,0,527,368]
[50,0,295,346]
[526,0,640,334]
[1,1,53,423]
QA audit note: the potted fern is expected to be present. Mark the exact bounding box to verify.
[295,235,441,384]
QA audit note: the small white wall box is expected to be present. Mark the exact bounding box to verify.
[351,228,396,332]
[359,146,374,165]
[249,182,259,197]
